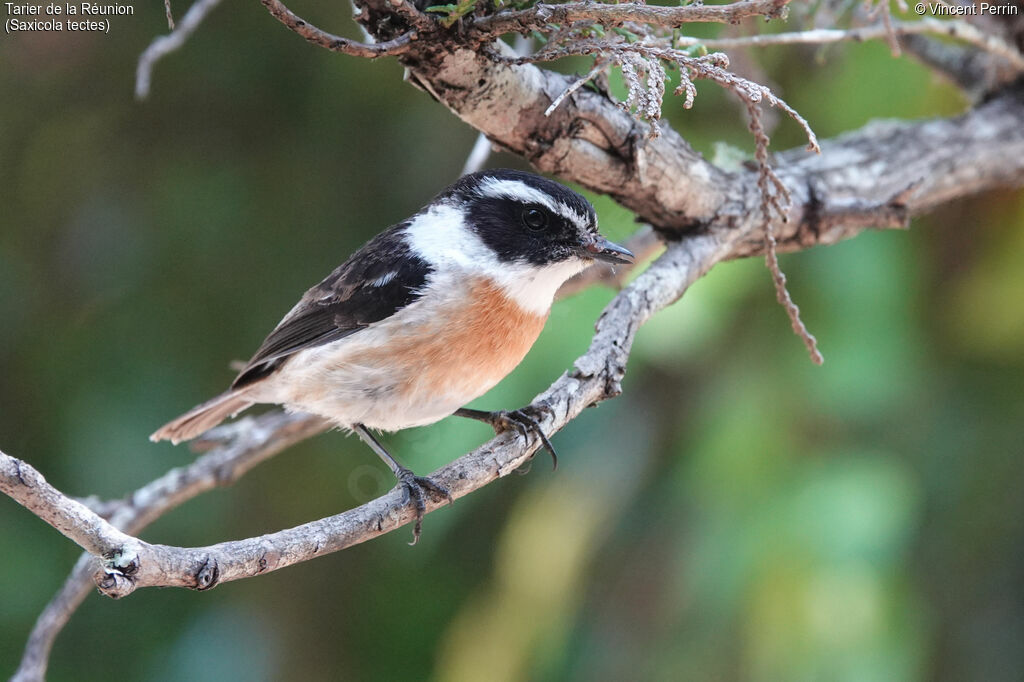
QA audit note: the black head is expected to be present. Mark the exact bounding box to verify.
[438,169,633,267]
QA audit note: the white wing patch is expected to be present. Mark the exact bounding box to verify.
[370,271,398,287]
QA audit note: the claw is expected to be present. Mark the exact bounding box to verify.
[455,406,558,470]
[395,468,452,545]
[353,423,454,545]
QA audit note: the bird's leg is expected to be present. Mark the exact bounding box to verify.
[352,423,452,545]
[453,405,558,470]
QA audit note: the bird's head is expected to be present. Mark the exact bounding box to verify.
[404,169,634,314]
[442,169,634,268]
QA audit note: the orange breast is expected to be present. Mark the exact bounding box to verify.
[418,277,549,391]
[346,276,549,407]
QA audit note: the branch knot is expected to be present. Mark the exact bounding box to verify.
[195,557,220,591]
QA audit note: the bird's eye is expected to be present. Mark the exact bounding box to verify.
[522,207,548,231]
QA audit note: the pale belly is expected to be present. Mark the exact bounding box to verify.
[250,276,549,431]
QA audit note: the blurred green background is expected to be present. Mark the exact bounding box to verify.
[2,3,1024,681]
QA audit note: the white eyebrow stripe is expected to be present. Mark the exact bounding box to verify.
[477,178,591,230]
[556,201,591,231]
[477,178,558,212]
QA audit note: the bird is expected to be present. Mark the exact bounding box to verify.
[151,169,634,541]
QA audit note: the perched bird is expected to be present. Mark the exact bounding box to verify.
[151,169,633,540]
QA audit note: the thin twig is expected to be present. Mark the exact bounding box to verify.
[260,0,417,57]
[136,0,226,99]
[544,56,607,116]
[462,134,494,175]
[136,0,418,100]
[163,0,175,30]
[747,103,823,365]
[866,0,901,56]
[674,18,1024,72]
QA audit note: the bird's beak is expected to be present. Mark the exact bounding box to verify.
[582,236,635,265]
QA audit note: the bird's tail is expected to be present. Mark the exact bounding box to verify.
[150,390,254,444]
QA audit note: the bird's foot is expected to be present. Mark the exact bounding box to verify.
[455,405,558,470]
[353,423,453,545]
[394,467,453,545]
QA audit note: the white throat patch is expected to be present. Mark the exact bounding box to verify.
[404,204,586,315]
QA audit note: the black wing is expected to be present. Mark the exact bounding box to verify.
[231,223,431,389]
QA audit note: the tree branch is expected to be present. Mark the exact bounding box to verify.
[10,411,327,682]
[1,454,140,560]
[16,2,1023,678]
[3,232,734,600]
[471,0,793,39]
[4,87,1023,606]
